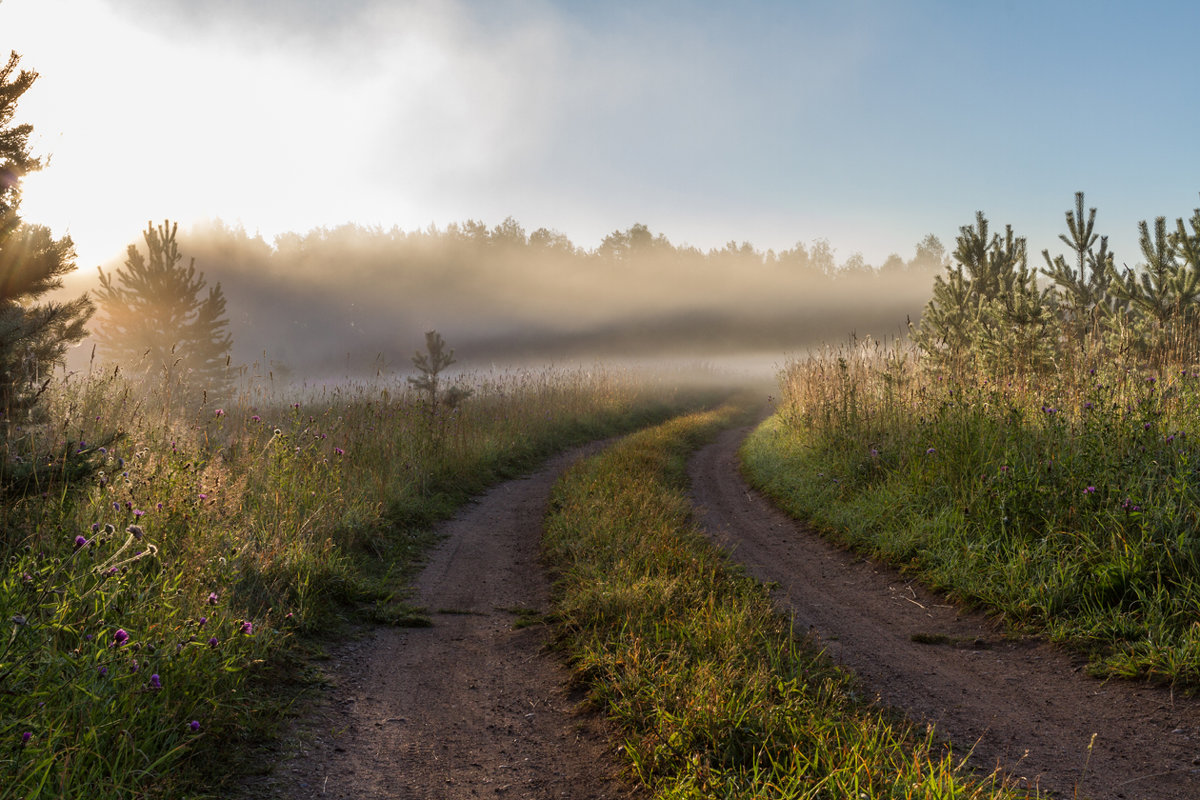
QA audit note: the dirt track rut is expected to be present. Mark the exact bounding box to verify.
[243,442,637,799]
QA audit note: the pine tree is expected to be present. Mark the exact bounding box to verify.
[0,52,93,417]
[915,212,1052,375]
[94,221,233,394]
[1040,192,1117,345]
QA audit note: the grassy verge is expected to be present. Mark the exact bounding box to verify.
[742,344,1200,686]
[0,366,726,799]
[543,405,1019,799]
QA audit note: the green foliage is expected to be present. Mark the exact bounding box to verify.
[0,52,93,419]
[915,212,1052,376]
[919,193,1200,377]
[753,341,1200,686]
[93,221,233,396]
[1040,192,1117,348]
[544,407,1017,798]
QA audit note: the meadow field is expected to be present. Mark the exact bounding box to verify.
[743,338,1200,686]
[0,363,722,799]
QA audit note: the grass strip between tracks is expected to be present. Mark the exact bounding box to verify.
[543,406,1023,799]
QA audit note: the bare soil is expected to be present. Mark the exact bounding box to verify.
[241,442,640,800]
[690,423,1200,800]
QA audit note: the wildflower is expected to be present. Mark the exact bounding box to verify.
[198,493,208,501]
[999,465,1010,473]
[334,447,345,456]
[869,448,879,458]
[1084,486,1096,494]
[127,524,144,540]
[925,447,936,455]
[74,535,89,549]
[208,636,219,648]
[198,616,207,628]
[149,674,161,690]
[240,620,253,635]
[113,629,129,647]
[214,408,225,417]
[1084,402,1094,410]
[189,720,201,732]
[112,502,121,511]
[156,502,163,510]
[130,659,139,673]
[99,447,107,455]
[98,666,107,677]
[21,731,31,745]
[91,522,100,532]
[251,415,261,422]
[1144,422,1153,430]
[207,592,219,605]
[133,508,144,518]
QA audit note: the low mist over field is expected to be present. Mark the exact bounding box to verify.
[63,218,944,378]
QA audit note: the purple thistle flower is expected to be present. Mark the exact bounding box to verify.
[208,636,219,648]
[198,493,208,501]
[334,447,345,456]
[21,731,31,745]
[133,509,144,518]
[113,628,129,647]
[251,414,261,422]
[189,720,201,732]
[127,524,144,540]
[74,535,88,548]
[240,621,253,635]
[925,447,936,455]
[207,592,219,605]
[1084,486,1096,494]
[130,659,139,673]
[214,408,225,417]
[198,616,207,628]
[149,674,161,690]
[98,666,108,677]
[91,522,100,532]
[156,502,163,510]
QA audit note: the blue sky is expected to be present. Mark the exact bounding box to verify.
[4,0,1198,270]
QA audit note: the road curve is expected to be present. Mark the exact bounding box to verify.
[689,423,1200,800]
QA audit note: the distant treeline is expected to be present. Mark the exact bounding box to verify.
[119,218,946,376]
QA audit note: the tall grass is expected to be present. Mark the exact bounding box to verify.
[0,364,717,799]
[544,405,1022,798]
[744,337,1200,685]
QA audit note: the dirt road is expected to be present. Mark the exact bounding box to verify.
[689,424,1200,800]
[244,442,639,800]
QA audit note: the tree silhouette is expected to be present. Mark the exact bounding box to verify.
[0,52,93,417]
[94,221,232,393]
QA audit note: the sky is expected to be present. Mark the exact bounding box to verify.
[3,0,1199,271]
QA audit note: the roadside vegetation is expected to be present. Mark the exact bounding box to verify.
[544,406,1021,798]
[743,193,1200,686]
[0,362,717,799]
